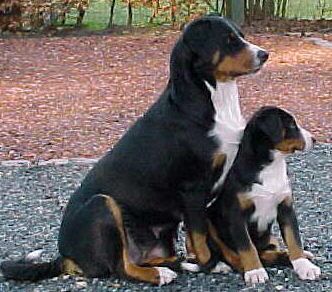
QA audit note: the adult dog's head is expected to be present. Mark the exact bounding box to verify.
[174,16,268,82]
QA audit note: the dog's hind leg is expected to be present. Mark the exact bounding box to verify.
[102,196,177,285]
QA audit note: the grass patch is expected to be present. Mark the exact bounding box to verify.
[64,0,332,31]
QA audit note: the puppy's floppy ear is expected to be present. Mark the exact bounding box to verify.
[257,112,284,144]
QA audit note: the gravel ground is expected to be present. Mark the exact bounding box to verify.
[0,143,331,291]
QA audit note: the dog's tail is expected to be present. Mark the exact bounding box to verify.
[1,250,64,282]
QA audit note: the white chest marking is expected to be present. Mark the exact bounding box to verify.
[247,151,292,232]
[205,80,246,192]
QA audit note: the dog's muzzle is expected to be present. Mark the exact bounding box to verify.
[300,128,316,151]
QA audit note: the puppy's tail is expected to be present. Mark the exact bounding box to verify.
[1,250,64,282]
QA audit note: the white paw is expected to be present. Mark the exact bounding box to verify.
[211,261,232,273]
[244,268,269,285]
[291,258,321,280]
[155,267,177,286]
[303,250,314,259]
[180,262,200,273]
[25,249,44,262]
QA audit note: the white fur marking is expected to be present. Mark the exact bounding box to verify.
[291,258,321,280]
[180,262,201,273]
[303,250,315,259]
[206,80,245,199]
[300,127,314,151]
[156,267,177,286]
[211,261,232,273]
[247,151,292,232]
[244,267,269,285]
[242,38,266,68]
[25,249,44,262]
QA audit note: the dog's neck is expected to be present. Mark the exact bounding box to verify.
[206,80,245,131]
[206,80,246,201]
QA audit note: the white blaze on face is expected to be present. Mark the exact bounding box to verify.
[241,38,267,68]
[300,127,314,151]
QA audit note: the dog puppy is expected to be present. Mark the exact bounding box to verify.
[183,107,321,285]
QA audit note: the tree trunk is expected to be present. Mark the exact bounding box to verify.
[276,0,282,17]
[247,0,254,23]
[263,0,275,19]
[170,0,176,26]
[253,0,263,19]
[149,0,159,23]
[108,0,116,28]
[281,0,287,18]
[127,0,132,26]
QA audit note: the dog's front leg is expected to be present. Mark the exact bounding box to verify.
[229,206,269,285]
[181,189,215,270]
[277,198,321,280]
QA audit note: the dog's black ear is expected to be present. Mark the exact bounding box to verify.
[256,111,284,144]
[182,18,217,62]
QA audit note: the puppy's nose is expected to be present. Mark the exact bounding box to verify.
[312,137,317,144]
[257,50,269,64]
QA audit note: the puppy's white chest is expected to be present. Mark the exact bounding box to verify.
[206,80,246,191]
[247,152,292,232]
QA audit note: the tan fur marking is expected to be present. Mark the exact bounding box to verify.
[283,196,293,207]
[214,47,254,81]
[212,152,226,170]
[283,225,304,261]
[62,258,83,275]
[185,232,196,259]
[237,227,263,272]
[267,235,280,250]
[207,221,243,271]
[190,231,211,265]
[238,246,263,272]
[259,250,290,267]
[142,256,178,266]
[275,138,305,153]
[237,193,254,210]
[103,195,160,284]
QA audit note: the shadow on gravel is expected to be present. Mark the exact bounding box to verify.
[0,144,331,291]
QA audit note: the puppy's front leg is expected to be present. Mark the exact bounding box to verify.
[277,198,321,280]
[229,206,269,285]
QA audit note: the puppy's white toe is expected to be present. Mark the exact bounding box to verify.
[25,249,44,262]
[211,261,232,273]
[303,250,314,259]
[291,258,321,280]
[155,267,177,286]
[180,262,200,273]
[244,268,269,285]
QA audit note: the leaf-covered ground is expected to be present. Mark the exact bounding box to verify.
[0,31,331,161]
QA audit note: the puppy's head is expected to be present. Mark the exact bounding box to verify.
[251,106,315,154]
[181,16,269,81]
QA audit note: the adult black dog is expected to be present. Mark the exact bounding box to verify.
[1,16,268,285]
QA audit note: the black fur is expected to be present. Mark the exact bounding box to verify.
[1,16,268,283]
[207,106,311,267]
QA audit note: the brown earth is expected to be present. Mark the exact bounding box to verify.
[0,31,331,161]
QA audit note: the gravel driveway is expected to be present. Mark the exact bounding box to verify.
[0,144,331,291]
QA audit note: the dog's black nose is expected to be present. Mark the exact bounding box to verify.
[257,50,269,64]
[312,137,317,144]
